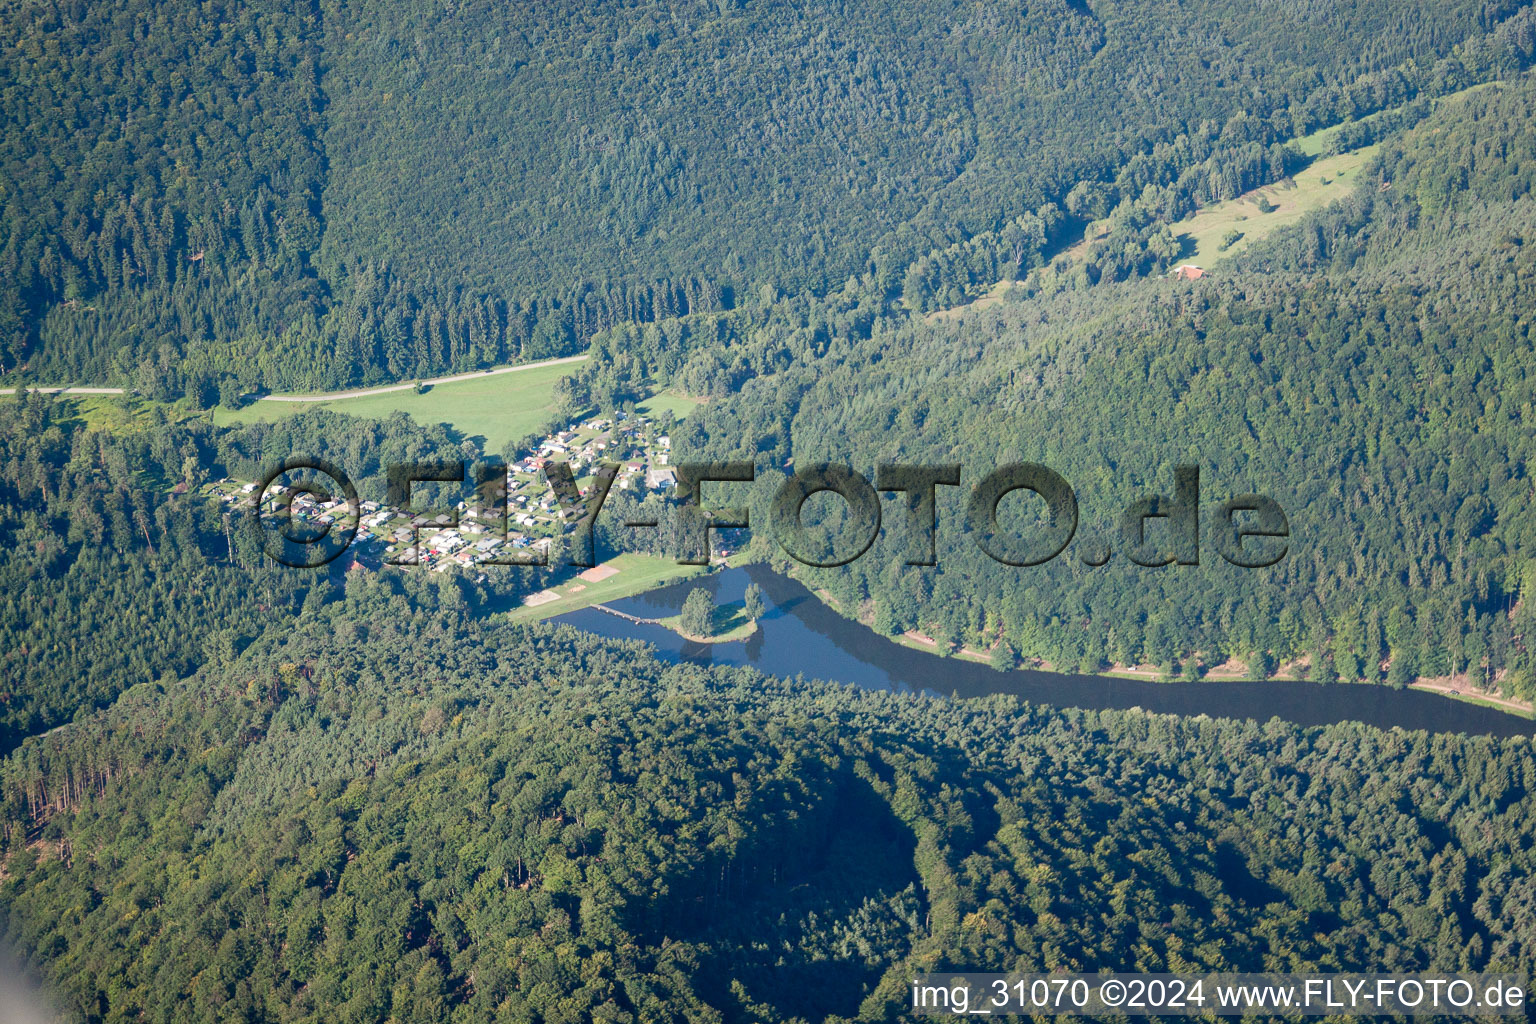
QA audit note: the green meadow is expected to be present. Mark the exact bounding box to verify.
[213,363,700,452]
[1176,145,1381,265]
[506,553,706,623]
[214,362,575,450]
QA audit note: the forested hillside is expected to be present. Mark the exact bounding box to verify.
[4,0,1535,393]
[572,74,1536,697]
[8,66,1532,750]
[3,595,1535,1023]
[0,390,567,749]
[7,7,1536,1020]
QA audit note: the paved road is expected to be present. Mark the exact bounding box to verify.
[0,353,589,401]
[0,385,126,395]
[256,354,589,402]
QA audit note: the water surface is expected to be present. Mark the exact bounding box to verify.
[554,566,1535,738]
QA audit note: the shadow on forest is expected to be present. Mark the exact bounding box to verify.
[655,770,922,1022]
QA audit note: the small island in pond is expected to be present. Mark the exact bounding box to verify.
[663,584,765,644]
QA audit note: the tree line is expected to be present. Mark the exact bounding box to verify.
[3,587,1535,1022]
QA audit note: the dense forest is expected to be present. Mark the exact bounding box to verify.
[562,74,1536,698]
[4,593,1535,1023]
[4,0,1536,393]
[6,4,1536,1021]
[11,74,1529,736]
[0,390,571,749]
[5,63,1534,737]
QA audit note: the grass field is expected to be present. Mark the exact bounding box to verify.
[925,278,1015,323]
[507,552,705,622]
[635,391,703,421]
[1176,145,1380,265]
[926,146,1380,318]
[927,78,1524,322]
[214,362,574,450]
[1182,78,1519,264]
[63,394,186,434]
[924,147,1382,320]
[214,364,701,452]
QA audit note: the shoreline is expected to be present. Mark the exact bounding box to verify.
[666,620,759,645]
[515,555,1534,721]
[777,560,1536,719]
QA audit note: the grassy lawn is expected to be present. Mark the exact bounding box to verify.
[1176,145,1380,265]
[636,391,703,421]
[507,552,705,622]
[927,146,1382,316]
[213,361,573,450]
[215,366,699,452]
[1191,79,1519,265]
[64,394,150,433]
[1294,112,1379,158]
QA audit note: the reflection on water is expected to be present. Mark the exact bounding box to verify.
[553,566,1536,738]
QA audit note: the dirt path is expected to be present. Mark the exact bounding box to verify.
[1410,680,1533,715]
